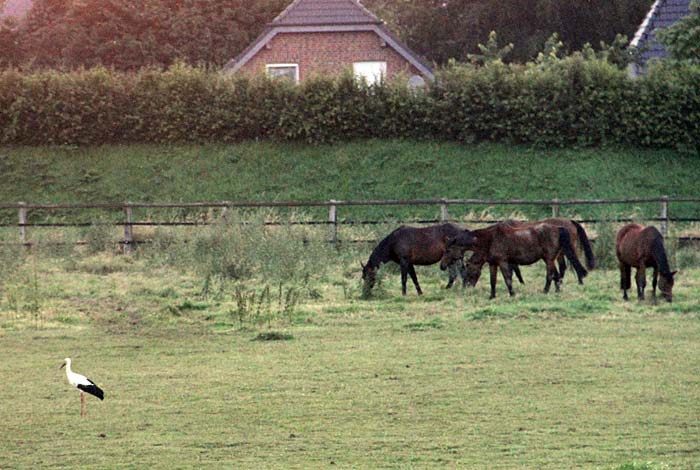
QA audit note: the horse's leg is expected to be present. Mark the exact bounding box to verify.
[499,262,514,296]
[543,259,556,294]
[445,268,455,289]
[620,262,631,301]
[557,252,568,282]
[489,263,498,299]
[445,261,458,289]
[553,263,562,292]
[399,260,409,296]
[511,263,525,284]
[635,265,646,300]
[651,267,659,303]
[407,264,422,295]
[459,259,468,288]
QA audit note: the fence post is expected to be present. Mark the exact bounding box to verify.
[328,200,338,245]
[660,195,669,236]
[551,199,560,218]
[18,202,28,246]
[123,203,134,254]
[440,199,449,222]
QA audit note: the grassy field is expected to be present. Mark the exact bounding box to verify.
[1,141,699,468]
[0,245,699,469]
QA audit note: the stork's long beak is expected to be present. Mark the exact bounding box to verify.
[59,363,66,369]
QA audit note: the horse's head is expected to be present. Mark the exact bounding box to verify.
[465,252,486,287]
[440,238,464,271]
[659,271,677,302]
[361,261,378,290]
[455,229,477,246]
[440,231,477,271]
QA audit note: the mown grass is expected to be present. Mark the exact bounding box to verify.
[0,246,699,469]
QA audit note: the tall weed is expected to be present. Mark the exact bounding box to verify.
[230,283,301,329]
[591,212,621,270]
[152,210,334,286]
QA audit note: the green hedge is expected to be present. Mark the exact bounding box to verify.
[1,60,698,149]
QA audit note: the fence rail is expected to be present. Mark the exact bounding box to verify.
[3,196,699,253]
[4,196,700,211]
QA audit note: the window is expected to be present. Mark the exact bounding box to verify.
[353,61,387,85]
[266,64,299,82]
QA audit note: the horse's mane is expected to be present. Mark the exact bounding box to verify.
[468,224,497,250]
[368,227,400,267]
[651,234,673,278]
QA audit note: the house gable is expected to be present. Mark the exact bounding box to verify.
[630,0,692,70]
[223,0,433,81]
[239,30,425,81]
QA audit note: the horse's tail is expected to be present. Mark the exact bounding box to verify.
[571,220,596,270]
[559,227,588,282]
[651,234,672,277]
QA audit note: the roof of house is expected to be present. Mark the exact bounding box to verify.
[223,0,433,79]
[272,0,382,26]
[631,0,692,64]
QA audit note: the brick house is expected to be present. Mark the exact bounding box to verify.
[223,0,433,85]
[629,0,692,75]
[0,0,32,19]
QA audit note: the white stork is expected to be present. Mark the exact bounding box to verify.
[60,357,104,416]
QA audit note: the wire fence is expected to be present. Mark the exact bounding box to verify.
[2,196,700,252]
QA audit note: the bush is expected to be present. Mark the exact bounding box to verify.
[1,60,698,149]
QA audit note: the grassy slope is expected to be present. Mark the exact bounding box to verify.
[1,141,699,220]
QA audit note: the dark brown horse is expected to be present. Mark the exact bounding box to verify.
[362,223,477,296]
[441,222,587,298]
[616,224,676,302]
[445,218,594,288]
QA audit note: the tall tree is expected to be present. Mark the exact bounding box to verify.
[0,16,22,67]
[366,0,653,64]
[14,0,287,69]
[2,0,655,69]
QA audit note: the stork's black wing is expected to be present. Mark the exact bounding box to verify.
[77,382,104,400]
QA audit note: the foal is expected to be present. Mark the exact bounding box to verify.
[616,224,676,302]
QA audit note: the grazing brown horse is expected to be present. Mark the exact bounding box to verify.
[362,223,477,296]
[616,224,676,302]
[439,220,525,287]
[446,218,595,288]
[441,222,587,299]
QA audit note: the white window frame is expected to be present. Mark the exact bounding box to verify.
[353,61,387,85]
[266,63,299,83]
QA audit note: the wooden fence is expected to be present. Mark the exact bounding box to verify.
[2,196,700,253]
